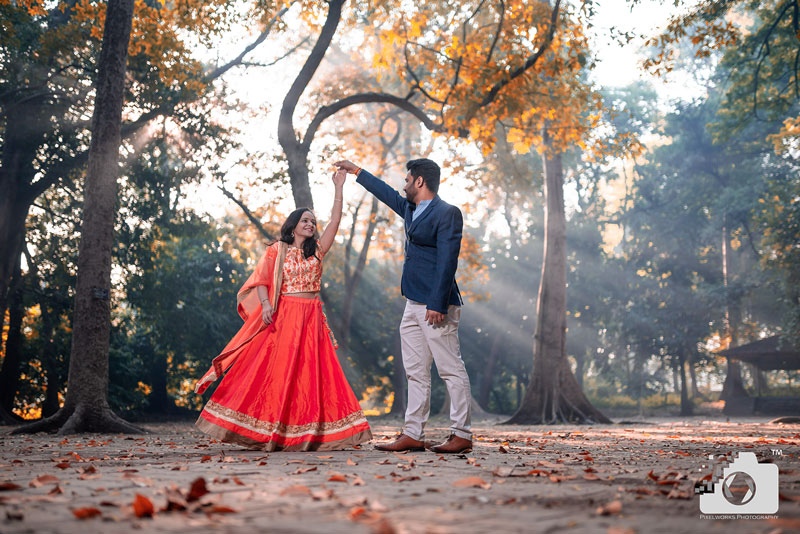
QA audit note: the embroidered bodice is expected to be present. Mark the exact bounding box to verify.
[280,246,324,294]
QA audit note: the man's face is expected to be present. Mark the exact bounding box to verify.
[403,172,421,203]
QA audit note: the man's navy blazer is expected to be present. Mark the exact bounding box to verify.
[357,170,463,314]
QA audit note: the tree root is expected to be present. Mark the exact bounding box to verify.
[11,404,146,435]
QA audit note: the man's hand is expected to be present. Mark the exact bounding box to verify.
[425,309,447,326]
[334,160,360,174]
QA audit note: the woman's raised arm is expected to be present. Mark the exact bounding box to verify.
[318,169,346,255]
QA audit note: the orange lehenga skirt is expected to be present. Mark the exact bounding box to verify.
[196,295,373,451]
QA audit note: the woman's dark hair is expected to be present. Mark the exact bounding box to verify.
[279,208,319,259]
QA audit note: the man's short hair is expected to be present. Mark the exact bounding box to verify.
[406,158,441,193]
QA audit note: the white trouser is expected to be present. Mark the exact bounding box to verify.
[399,300,472,440]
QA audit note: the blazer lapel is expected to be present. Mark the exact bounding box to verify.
[408,196,441,232]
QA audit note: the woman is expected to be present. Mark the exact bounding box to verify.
[194,169,372,451]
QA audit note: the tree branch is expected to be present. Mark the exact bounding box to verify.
[217,184,275,242]
[301,92,442,151]
[478,0,561,108]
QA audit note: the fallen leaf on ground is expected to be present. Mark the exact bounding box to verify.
[162,487,188,511]
[187,477,209,502]
[292,466,318,475]
[72,507,102,519]
[452,476,491,489]
[133,493,155,518]
[280,485,312,496]
[29,475,60,487]
[204,504,237,515]
[596,500,623,516]
[0,482,22,491]
[311,488,335,500]
[6,510,23,521]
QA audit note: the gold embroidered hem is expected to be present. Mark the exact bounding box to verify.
[196,416,372,452]
[201,399,369,437]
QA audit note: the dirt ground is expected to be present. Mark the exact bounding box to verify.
[1,414,799,534]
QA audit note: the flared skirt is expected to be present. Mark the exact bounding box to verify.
[196,296,372,451]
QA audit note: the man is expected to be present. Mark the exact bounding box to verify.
[335,158,472,454]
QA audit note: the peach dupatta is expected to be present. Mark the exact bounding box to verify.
[194,241,288,394]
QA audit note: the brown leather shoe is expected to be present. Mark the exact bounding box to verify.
[374,433,426,452]
[429,434,473,454]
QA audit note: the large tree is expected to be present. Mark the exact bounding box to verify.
[0,0,290,345]
[271,0,616,423]
[14,0,139,434]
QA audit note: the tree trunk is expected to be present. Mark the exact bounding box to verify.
[719,220,749,400]
[277,0,344,209]
[13,0,141,435]
[679,355,693,416]
[0,254,24,420]
[478,331,502,409]
[505,144,609,425]
[688,353,707,401]
[146,353,170,414]
[339,196,381,349]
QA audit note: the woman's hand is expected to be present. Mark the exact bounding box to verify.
[333,168,346,187]
[261,302,274,326]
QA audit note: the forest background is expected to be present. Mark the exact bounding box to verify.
[0,0,798,430]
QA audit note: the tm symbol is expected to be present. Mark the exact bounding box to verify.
[771,449,783,456]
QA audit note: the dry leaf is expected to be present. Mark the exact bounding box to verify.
[492,466,516,477]
[328,472,348,483]
[0,482,22,491]
[6,510,24,521]
[348,506,367,520]
[163,487,188,511]
[29,475,60,487]
[452,476,491,489]
[292,466,318,475]
[205,505,237,514]
[72,507,102,519]
[311,488,335,501]
[132,493,155,518]
[280,485,312,496]
[596,500,623,516]
[187,477,209,502]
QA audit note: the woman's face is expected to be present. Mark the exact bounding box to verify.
[293,211,317,240]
